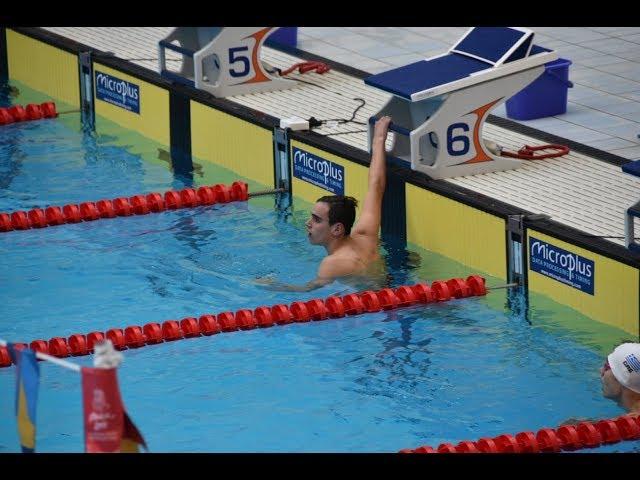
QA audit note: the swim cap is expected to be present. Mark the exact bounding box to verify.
[608,343,640,394]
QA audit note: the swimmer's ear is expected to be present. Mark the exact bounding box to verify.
[331,222,345,237]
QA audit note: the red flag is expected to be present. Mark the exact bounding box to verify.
[81,367,148,453]
[82,367,123,453]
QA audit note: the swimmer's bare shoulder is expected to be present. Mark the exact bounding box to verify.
[318,253,361,279]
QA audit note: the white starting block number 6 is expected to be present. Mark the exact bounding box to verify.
[366,27,557,179]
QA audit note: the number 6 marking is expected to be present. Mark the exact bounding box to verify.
[447,123,470,156]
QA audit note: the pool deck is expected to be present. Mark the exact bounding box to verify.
[42,27,640,248]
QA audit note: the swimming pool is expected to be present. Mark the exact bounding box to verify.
[0,100,637,453]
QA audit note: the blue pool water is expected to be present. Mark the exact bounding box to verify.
[0,107,637,453]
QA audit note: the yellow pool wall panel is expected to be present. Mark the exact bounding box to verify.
[190,101,274,188]
[406,183,506,280]
[527,230,639,337]
[93,63,169,148]
[6,29,79,108]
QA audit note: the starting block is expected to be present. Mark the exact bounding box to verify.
[622,160,640,252]
[365,27,557,180]
[158,27,296,98]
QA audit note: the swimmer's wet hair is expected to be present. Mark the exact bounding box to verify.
[317,195,358,235]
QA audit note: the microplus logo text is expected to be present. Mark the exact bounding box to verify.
[292,147,344,195]
[529,237,595,295]
[95,71,140,114]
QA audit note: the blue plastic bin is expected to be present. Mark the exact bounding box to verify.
[505,58,573,120]
[266,27,298,48]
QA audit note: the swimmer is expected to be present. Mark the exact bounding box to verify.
[257,116,392,292]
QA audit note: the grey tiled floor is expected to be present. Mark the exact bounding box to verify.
[298,27,640,160]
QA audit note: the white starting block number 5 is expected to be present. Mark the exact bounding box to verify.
[159,27,295,98]
[224,29,273,86]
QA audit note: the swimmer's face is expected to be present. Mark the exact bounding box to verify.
[601,360,623,401]
[306,202,332,245]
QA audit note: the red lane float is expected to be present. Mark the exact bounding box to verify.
[290,302,310,322]
[217,312,237,332]
[113,198,132,217]
[0,108,13,125]
[106,328,126,350]
[325,296,345,318]
[0,181,250,233]
[68,334,88,356]
[80,202,100,221]
[162,321,183,341]
[63,204,81,223]
[403,413,640,454]
[0,346,12,367]
[8,105,27,122]
[0,213,12,231]
[29,340,48,359]
[124,326,146,348]
[86,332,105,352]
[146,193,165,212]
[143,323,163,344]
[11,211,30,230]
[254,307,274,327]
[271,304,293,324]
[0,102,58,125]
[5,276,491,369]
[45,206,65,225]
[235,310,256,330]
[305,299,328,321]
[129,196,149,215]
[26,209,46,228]
[179,188,198,208]
[48,337,70,358]
[342,294,364,315]
[180,317,201,337]
[198,315,220,335]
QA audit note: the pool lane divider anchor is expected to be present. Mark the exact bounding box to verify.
[0,181,254,233]
[400,414,640,454]
[0,275,500,368]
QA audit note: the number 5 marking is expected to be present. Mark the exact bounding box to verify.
[228,46,250,78]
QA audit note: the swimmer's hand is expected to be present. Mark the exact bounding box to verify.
[254,276,334,292]
[254,276,275,286]
[558,417,594,426]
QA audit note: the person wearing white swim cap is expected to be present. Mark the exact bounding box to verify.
[601,342,640,414]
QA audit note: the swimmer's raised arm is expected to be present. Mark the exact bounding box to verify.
[351,116,391,239]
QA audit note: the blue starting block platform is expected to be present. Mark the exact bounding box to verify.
[364,27,557,180]
[622,159,640,252]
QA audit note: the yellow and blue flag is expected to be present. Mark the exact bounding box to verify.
[7,344,40,453]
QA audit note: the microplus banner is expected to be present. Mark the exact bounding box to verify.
[292,147,344,195]
[529,237,595,295]
[95,71,140,114]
